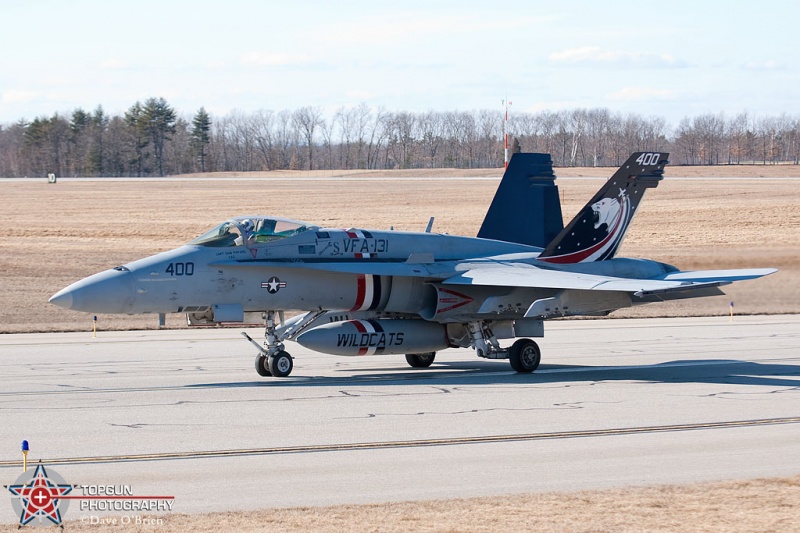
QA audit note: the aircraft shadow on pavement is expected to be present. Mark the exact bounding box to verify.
[186,359,800,390]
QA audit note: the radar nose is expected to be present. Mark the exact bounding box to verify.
[48,289,74,310]
[48,268,135,313]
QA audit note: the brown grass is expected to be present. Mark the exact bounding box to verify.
[180,163,800,179]
[1,166,798,333]
[3,476,797,532]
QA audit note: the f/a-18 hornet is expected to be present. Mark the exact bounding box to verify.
[50,152,776,377]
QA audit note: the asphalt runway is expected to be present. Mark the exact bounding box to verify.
[2,315,799,522]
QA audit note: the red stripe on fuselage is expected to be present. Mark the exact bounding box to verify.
[350,319,369,356]
[351,274,366,311]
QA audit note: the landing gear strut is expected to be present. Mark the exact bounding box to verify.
[467,321,503,359]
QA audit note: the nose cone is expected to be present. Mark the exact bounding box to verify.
[48,289,73,309]
[49,268,135,314]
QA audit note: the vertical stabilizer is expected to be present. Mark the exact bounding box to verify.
[538,152,668,264]
[477,153,564,248]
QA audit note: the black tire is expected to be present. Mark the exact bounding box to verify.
[268,351,294,377]
[255,355,272,377]
[508,339,541,373]
[405,352,436,368]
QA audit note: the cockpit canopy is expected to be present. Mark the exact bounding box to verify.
[190,216,318,248]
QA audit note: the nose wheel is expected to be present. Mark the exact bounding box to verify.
[255,355,271,377]
[268,351,294,377]
[254,351,294,377]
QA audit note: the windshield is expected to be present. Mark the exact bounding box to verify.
[190,217,317,248]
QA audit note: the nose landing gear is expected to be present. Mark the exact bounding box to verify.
[244,310,327,378]
[245,326,293,378]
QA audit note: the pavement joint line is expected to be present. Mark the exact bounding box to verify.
[2,416,798,468]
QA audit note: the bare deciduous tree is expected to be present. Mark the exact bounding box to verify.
[292,106,324,170]
[2,102,800,177]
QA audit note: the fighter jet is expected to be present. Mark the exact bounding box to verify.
[49,152,776,377]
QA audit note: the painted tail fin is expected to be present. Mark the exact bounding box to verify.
[477,153,564,248]
[538,152,668,264]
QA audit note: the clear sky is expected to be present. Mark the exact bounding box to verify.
[1,0,797,127]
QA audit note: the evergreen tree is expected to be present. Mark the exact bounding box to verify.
[142,97,177,176]
[87,106,108,175]
[124,102,149,176]
[190,107,211,172]
[22,117,48,175]
[69,108,90,175]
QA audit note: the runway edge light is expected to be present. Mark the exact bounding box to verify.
[21,440,29,472]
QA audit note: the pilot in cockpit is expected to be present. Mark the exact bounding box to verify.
[234,219,255,246]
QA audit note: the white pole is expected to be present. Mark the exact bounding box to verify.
[503,98,511,169]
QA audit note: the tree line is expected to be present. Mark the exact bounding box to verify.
[1,98,798,177]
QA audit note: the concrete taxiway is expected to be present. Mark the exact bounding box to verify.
[1,315,799,522]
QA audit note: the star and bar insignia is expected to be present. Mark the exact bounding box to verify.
[261,276,287,294]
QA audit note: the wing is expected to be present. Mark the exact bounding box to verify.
[444,264,777,295]
[443,264,776,318]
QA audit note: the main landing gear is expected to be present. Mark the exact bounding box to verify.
[508,338,541,373]
[244,310,325,378]
[467,321,541,373]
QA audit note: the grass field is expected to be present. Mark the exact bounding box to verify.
[0,165,797,333]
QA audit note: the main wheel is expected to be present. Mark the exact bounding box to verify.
[508,339,541,373]
[255,355,272,377]
[405,352,436,368]
[268,351,294,377]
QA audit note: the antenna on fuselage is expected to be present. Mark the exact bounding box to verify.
[425,217,435,233]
